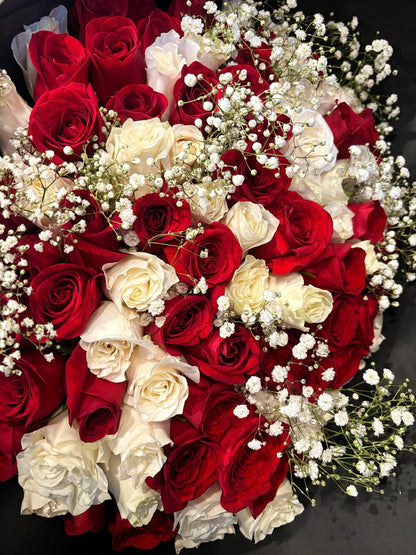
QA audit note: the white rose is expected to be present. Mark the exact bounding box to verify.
[222,201,279,254]
[370,311,385,353]
[300,284,333,325]
[183,180,228,224]
[12,169,72,227]
[317,78,363,116]
[103,252,178,313]
[285,108,338,174]
[79,301,148,382]
[186,33,229,72]
[106,117,174,175]
[351,240,380,275]
[174,484,237,552]
[145,30,200,116]
[289,159,350,206]
[325,201,354,242]
[226,255,269,314]
[125,349,199,421]
[171,124,204,168]
[267,272,305,329]
[16,411,110,518]
[0,73,31,155]
[106,466,161,527]
[237,479,304,543]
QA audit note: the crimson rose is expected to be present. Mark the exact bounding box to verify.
[169,61,218,130]
[148,291,219,356]
[136,9,182,54]
[66,344,126,442]
[163,222,242,287]
[349,200,387,244]
[29,31,89,101]
[110,510,176,551]
[85,16,146,104]
[253,191,333,274]
[29,262,102,341]
[147,419,222,512]
[28,82,103,164]
[0,422,25,481]
[132,192,192,252]
[219,416,289,516]
[184,325,262,384]
[64,503,107,535]
[324,102,379,159]
[105,84,168,123]
[0,350,65,428]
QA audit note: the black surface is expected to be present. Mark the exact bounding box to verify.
[0,1,416,554]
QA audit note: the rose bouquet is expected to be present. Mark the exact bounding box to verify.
[0,0,416,552]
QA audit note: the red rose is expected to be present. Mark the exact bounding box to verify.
[219,416,289,515]
[28,82,103,164]
[169,61,218,131]
[72,0,128,42]
[29,31,89,101]
[303,243,367,295]
[132,192,192,252]
[136,9,182,54]
[163,222,242,287]
[349,200,387,244]
[147,418,222,512]
[65,344,126,442]
[0,350,65,428]
[105,84,168,123]
[85,16,146,104]
[220,149,291,208]
[217,64,268,96]
[0,422,25,481]
[184,379,255,444]
[110,510,176,551]
[29,263,102,341]
[147,291,219,356]
[64,503,107,535]
[253,191,333,274]
[235,41,272,79]
[62,190,124,268]
[318,293,379,388]
[324,102,379,159]
[184,325,262,384]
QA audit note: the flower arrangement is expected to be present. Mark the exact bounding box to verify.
[0,0,416,552]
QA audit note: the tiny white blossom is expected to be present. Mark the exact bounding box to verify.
[271,365,288,383]
[346,485,358,497]
[233,404,250,418]
[268,421,284,436]
[247,438,262,451]
[317,392,333,411]
[219,321,235,338]
[246,376,262,394]
[363,368,380,385]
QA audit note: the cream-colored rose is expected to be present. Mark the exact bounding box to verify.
[226,255,269,315]
[267,272,304,329]
[351,240,380,275]
[174,483,237,552]
[370,311,385,353]
[237,479,304,543]
[12,169,72,227]
[105,405,170,481]
[0,73,31,155]
[106,465,161,527]
[11,5,67,98]
[183,180,229,224]
[317,78,364,116]
[16,411,110,518]
[171,124,204,168]
[289,159,350,207]
[106,117,174,175]
[145,30,200,116]
[325,201,354,242]
[186,33,229,72]
[284,108,338,175]
[222,201,279,254]
[79,301,149,382]
[300,284,333,325]
[103,252,178,314]
[125,348,199,422]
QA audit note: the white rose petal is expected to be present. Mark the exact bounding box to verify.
[226,255,269,315]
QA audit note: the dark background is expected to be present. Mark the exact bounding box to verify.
[0,1,416,554]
